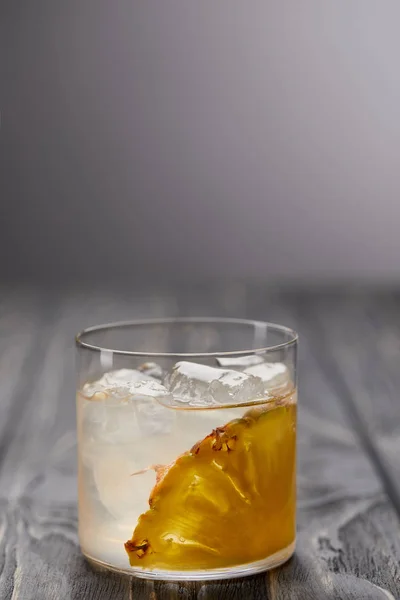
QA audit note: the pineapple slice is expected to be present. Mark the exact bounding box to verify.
[125,401,296,570]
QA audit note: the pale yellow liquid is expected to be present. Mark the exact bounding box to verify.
[77,388,296,577]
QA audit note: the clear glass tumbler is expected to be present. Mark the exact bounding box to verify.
[75,318,297,580]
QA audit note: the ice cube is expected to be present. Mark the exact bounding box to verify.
[216,355,264,368]
[244,362,289,391]
[103,368,147,384]
[129,379,171,398]
[82,368,151,400]
[167,361,265,406]
[82,368,168,399]
[131,380,175,436]
[80,370,178,521]
[82,396,139,446]
[135,397,175,435]
[138,362,165,380]
[81,375,174,446]
[92,445,156,520]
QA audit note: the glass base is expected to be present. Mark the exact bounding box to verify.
[84,539,295,581]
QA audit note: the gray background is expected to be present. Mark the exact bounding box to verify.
[2,1,400,285]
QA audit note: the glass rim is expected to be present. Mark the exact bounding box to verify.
[75,317,298,358]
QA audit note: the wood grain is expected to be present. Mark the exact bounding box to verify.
[299,290,400,513]
[0,285,399,599]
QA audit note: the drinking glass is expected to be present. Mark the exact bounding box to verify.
[75,318,297,580]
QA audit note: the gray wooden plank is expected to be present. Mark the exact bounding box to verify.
[0,285,399,599]
[0,288,48,457]
[300,290,400,513]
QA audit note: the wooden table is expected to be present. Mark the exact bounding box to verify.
[1,284,399,599]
